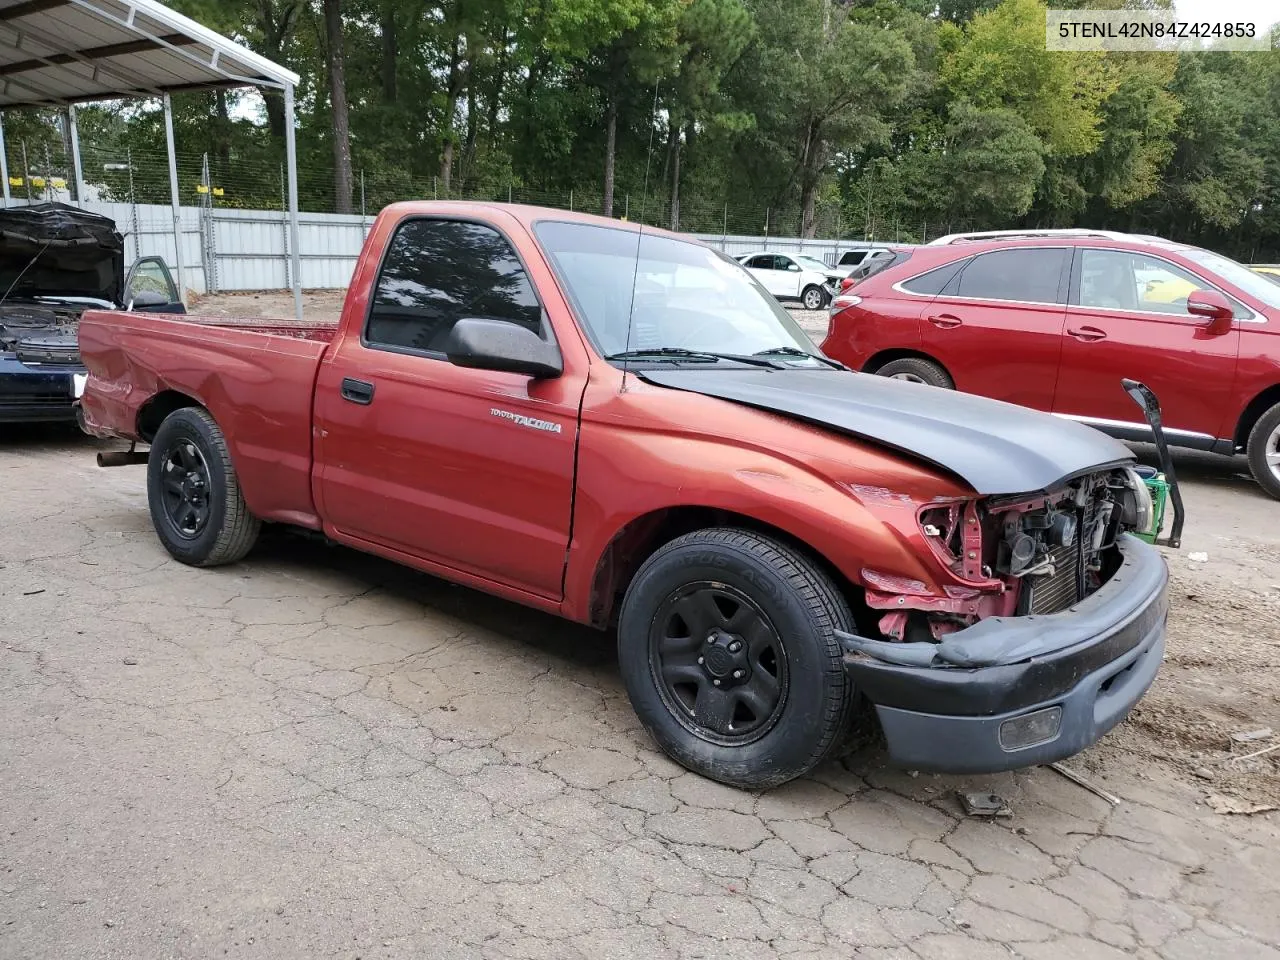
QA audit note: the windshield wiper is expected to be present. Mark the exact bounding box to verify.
[606,347,786,369]
[753,346,848,370]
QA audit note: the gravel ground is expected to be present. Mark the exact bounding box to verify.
[1,293,1278,959]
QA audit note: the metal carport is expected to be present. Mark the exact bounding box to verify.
[0,0,304,317]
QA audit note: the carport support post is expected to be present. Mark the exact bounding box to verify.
[283,83,303,320]
[67,105,85,205]
[162,94,187,306]
[0,113,9,207]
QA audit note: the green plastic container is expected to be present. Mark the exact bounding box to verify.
[1132,465,1169,544]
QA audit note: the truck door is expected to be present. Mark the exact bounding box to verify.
[312,216,585,599]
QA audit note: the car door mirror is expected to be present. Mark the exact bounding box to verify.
[1186,289,1234,334]
[787,263,801,272]
[127,290,185,313]
[443,318,563,379]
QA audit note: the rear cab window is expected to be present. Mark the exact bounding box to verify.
[364,218,547,356]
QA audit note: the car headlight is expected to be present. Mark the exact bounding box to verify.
[1120,467,1154,534]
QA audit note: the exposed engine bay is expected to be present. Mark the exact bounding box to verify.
[870,466,1153,643]
[0,301,88,365]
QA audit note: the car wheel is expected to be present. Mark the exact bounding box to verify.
[147,406,260,566]
[618,527,857,789]
[802,285,829,310]
[874,357,954,389]
[1246,402,1280,501]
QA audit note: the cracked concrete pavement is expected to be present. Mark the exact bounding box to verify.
[3,415,1280,959]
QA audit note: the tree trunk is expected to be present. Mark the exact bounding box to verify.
[255,0,302,141]
[669,126,681,231]
[799,120,824,238]
[460,83,478,188]
[323,0,354,214]
[380,0,398,104]
[215,90,232,172]
[440,33,463,193]
[603,93,617,217]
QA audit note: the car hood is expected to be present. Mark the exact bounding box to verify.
[0,202,124,304]
[638,367,1134,495]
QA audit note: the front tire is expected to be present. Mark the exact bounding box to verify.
[1246,402,1280,501]
[147,407,260,566]
[618,528,856,789]
[874,357,954,389]
[801,285,829,310]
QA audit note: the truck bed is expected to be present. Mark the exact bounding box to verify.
[78,310,338,529]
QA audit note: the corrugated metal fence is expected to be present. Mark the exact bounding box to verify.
[6,198,893,296]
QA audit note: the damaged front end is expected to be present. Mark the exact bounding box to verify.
[838,467,1170,773]
[855,466,1154,665]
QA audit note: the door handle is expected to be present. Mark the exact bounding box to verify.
[927,314,962,329]
[1067,326,1108,342]
[340,377,375,405]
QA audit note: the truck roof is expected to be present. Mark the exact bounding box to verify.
[378,200,690,242]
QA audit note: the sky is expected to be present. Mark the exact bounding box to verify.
[1173,0,1280,30]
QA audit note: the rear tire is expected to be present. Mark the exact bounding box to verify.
[147,407,260,566]
[618,527,856,789]
[801,285,829,310]
[1246,402,1280,501]
[874,357,954,389]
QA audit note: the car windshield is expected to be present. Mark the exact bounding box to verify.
[533,221,825,364]
[1182,248,1280,311]
[795,256,831,273]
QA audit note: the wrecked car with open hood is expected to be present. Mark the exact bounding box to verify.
[78,202,1175,790]
[0,202,183,424]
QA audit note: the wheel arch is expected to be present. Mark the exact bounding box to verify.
[137,389,204,441]
[861,348,950,377]
[582,505,871,633]
[1234,383,1280,452]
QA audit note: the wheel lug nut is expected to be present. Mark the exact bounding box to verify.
[712,679,721,686]
[728,642,741,653]
[732,670,744,679]
[697,656,704,665]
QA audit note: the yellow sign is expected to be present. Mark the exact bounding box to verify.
[212,187,224,197]
[31,176,45,187]
[51,177,66,189]
[196,184,209,194]
[7,177,20,187]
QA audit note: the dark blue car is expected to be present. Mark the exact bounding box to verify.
[0,203,183,425]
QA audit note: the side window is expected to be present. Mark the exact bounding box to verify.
[777,256,800,271]
[124,257,179,304]
[745,255,773,270]
[366,219,543,354]
[900,260,965,295]
[839,251,866,267]
[1080,249,1212,316]
[955,249,1067,304]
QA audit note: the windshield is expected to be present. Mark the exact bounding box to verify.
[795,256,832,274]
[1182,248,1280,311]
[533,221,824,363]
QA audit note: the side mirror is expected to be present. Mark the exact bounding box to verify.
[1186,289,1234,335]
[787,263,801,272]
[127,290,170,311]
[444,318,563,379]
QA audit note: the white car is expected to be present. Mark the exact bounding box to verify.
[735,252,842,310]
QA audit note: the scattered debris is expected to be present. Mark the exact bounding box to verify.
[1193,767,1215,781]
[122,657,138,666]
[1222,742,1280,764]
[21,588,45,596]
[1048,762,1122,805]
[1230,727,1273,744]
[958,792,1012,817]
[1187,552,1209,563]
[1206,794,1278,816]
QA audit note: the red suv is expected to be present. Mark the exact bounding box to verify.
[822,229,1280,499]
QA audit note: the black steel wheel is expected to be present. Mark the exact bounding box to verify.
[650,582,788,746]
[619,527,858,789]
[158,438,213,539]
[147,406,260,566]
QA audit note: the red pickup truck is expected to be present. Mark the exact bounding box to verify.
[79,202,1169,789]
